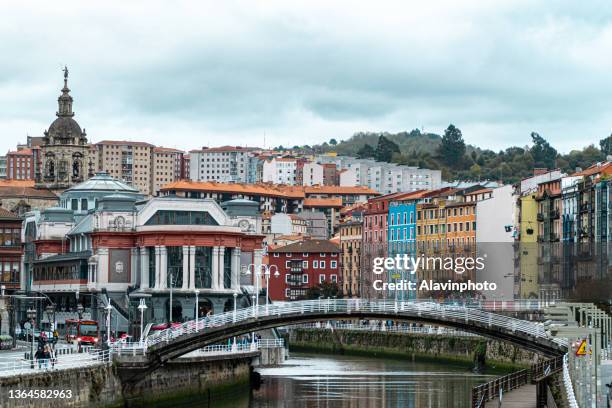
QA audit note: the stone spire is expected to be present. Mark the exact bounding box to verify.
[57,65,74,117]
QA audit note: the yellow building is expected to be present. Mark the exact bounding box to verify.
[517,194,539,298]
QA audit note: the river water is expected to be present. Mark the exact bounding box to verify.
[250,352,496,407]
[168,352,499,408]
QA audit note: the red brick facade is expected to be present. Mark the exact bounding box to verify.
[267,240,340,301]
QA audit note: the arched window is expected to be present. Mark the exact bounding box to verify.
[46,160,55,177]
[72,159,81,178]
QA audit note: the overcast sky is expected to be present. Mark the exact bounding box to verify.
[1,1,611,154]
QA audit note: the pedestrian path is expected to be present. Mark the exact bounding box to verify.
[485,384,536,408]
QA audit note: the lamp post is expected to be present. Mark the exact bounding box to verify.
[26,308,36,369]
[45,304,55,337]
[137,299,147,343]
[104,304,112,346]
[168,271,176,324]
[263,265,280,316]
[245,264,279,316]
[76,303,84,320]
[194,289,200,332]
[0,303,4,338]
[233,292,238,323]
[244,264,260,313]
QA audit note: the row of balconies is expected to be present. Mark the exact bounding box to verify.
[537,233,561,242]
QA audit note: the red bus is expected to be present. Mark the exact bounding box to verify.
[65,319,100,345]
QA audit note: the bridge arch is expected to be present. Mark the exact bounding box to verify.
[116,300,567,383]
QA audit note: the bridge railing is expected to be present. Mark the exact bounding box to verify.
[144,299,566,351]
[291,322,481,337]
[562,354,579,408]
[471,354,566,408]
[0,349,112,377]
[471,368,530,408]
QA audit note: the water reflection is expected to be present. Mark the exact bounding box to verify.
[252,353,496,408]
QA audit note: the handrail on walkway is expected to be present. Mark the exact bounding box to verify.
[471,354,565,408]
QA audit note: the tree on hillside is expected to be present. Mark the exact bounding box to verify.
[375,135,401,162]
[329,138,338,145]
[437,124,466,167]
[357,143,375,159]
[530,132,557,169]
[600,134,612,156]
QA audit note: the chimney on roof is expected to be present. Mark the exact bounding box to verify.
[607,155,612,162]
[575,167,582,173]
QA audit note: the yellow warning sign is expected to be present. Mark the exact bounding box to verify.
[575,339,589,356]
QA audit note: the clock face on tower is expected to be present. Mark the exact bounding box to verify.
[114,216,125,229]
[238,219,250,231]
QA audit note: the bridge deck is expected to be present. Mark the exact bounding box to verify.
[484,384,536,408]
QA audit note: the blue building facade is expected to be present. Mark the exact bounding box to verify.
[387,200,417,300]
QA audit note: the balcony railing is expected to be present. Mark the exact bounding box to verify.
[537,213,545,222]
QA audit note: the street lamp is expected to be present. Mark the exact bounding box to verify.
[104,304,113,346]
[233,292,238,323]
[194,289,200,332]
[137,299,147,343]
[45,304,55,335]
[168,271,177,324]
[244,264,260,312]
[0,302,4,337]
[26,308,36,369]
[263,265,280,316]
[76,303,84,320]
[244,264,280,316]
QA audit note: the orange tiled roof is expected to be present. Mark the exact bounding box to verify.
[465,188,493,195]
[190,146,254,153]
[0,179,35,187]
[572,162,612,177]
[154,147,184,153]
[274,234,307,241]
[96,140,154,147]
[303,198,343,208]
[7,149,33,156]
[160,180,306,199]
[304,185,379,195]
[161,181,380,199]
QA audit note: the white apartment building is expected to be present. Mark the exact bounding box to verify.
[262,158,297,185]
[152,147,183,196]
[189,146,252,183]
[327,156,441,194]
[302,162,324,186]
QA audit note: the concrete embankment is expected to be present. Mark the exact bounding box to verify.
[0,354,253,408]
[287,328,539,372]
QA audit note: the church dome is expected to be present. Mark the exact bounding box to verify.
[47,116,83,139]
[65,172,140,194]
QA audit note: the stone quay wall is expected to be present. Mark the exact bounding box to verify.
[0,355,253,408]
[287,328,539,371]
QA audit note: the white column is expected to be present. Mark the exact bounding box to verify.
[212,246,220,290]
[160,246,168,289]
[253,248,264,287]
[231,247,241,290]
[181,246,189,290]
[218,246,226,289]
[189,245,196,290]
[154,246,161,289]
[140,247,149,289]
